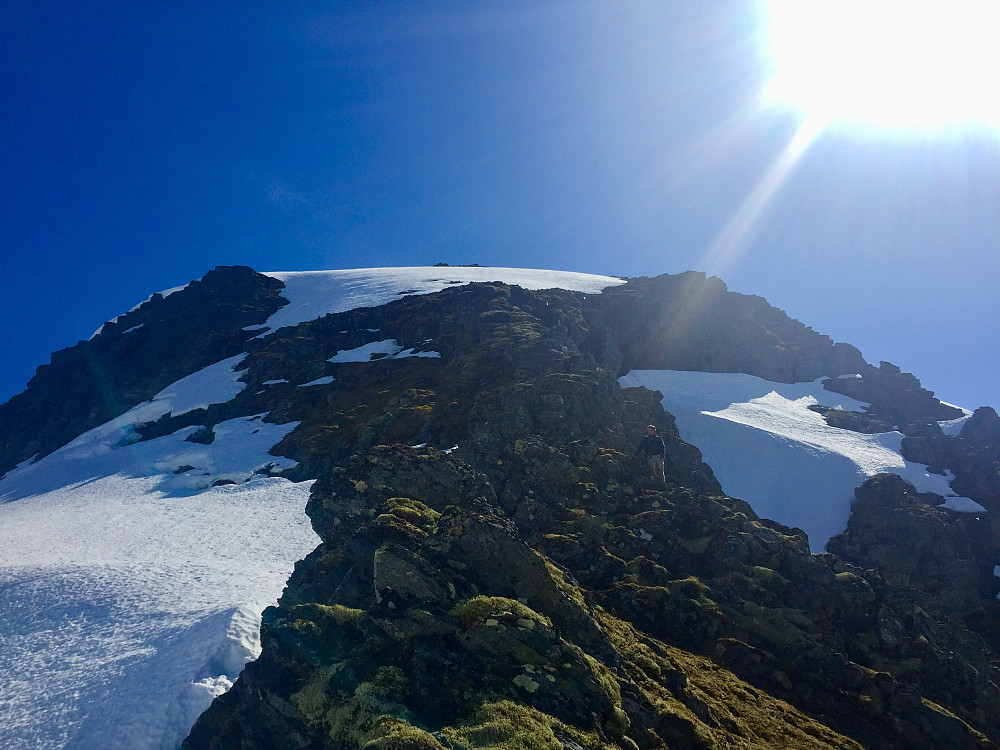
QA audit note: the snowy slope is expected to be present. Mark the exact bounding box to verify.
[619,370,980,553]
[0,358,319,750]
[0,267,625,750]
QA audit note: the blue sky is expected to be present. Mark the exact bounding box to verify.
[3,1,998,411]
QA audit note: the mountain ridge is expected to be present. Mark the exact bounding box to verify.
[0,265,881,481]
[2,265,999,749]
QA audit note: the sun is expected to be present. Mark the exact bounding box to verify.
[764,0,1000,130]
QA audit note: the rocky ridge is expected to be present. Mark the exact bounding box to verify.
[158,272,998,748]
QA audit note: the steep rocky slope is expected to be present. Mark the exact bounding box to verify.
[159,275,1000,749]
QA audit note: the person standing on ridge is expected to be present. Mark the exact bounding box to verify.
[640,424,666,483]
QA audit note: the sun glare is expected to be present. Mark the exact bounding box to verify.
[765,0,1000,129]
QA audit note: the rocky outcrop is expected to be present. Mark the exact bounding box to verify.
[185,448,863,750]
[0,266,287,477]
[829,474,993,608]
[811,363,997,516]
[827,475,1000,743]
[963,408,1000,448]
[585,271,870,382]
[822,361,963,430]
[950,409,1000,509]
[130,275,1000,749]
[894,407,1000,513]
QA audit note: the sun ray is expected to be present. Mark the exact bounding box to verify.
[699,116,826,277]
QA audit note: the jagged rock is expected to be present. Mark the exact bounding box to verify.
[186,448,862,750]
[962,407,1000,448]
[822,360,963,430]
[588,272,870,382]
[826,474,1000,744]
[895,407,1000,513]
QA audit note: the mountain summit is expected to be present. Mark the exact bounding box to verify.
[2,266,998,749]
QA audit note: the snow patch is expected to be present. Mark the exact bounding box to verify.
[150,354,247,418]
[9,355,246,472]
[122,324,144,335]
[152,416,300,493]
[618,370,976,553]
[299,375,335,387]
[940,415,972,436]
[329,339,404,362]
[0,474,317,749]
[262,379,288,386]
[328,339,441,363]
[397,348,441,359]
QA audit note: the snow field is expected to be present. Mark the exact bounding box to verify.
[0,357,317,748]
[619,370,980,552]
[0,477,317,750]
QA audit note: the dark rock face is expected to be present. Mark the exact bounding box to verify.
[811,364,999,517]
[894,407,1000,513]
[586,271,870,382]
[962,408,1000,449]
[113,274,997,750]
[949,409,1000,509]
[828,474,1000,740]
[186,446,864,750]
[0,266,286,477]
[822,360,963,429]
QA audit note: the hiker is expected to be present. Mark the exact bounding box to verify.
[639,425,666,482]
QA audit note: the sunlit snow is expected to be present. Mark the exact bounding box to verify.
[944,496,987,513]
[149,354,248,418]
[619,370,978,552]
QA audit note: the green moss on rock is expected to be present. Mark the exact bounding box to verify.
[451,597,552,629]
